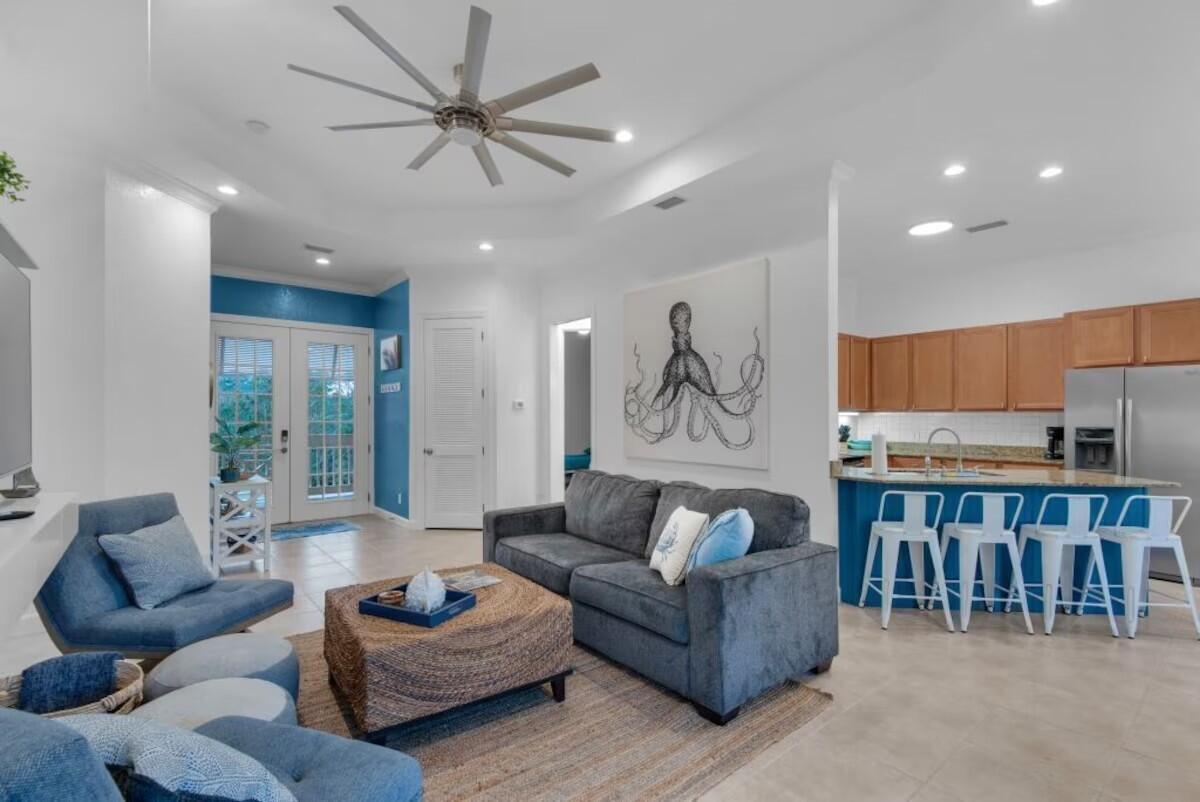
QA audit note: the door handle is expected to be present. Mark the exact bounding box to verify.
[423,448,434,456]
[279,429,289,455]
[1124,398,1133,477]
[1113,399,1123,475]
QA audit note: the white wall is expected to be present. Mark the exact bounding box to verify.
[103,172,213,545]
[538,240,837,544]
[847,230,1200,338]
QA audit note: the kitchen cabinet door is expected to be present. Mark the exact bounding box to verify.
[910,330,956,410]
[870,335,911,410]
[955,325,1008,410]
[1065,306,1136,367]
[1137,298,1200,364]
[849,336,871,410]
[1008,318,1066,410]
[837,334,851,410]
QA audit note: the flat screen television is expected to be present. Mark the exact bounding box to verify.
[0,253,32,479]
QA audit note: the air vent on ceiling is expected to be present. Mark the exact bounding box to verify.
[965,219,1009,234]
[303,243,335,254]
[653,195,687,211]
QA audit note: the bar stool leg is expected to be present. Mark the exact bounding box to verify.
[927,536,955,632]
[880,535,901,630]
[1089,542,1120,638]
[1060,545,1076,615]
[859,531,879,608]
[959,537,980,632]
[1077,549,1097,616]
[1170,541,1200,639]
[1004,530,1028,614]
[1004,537,1035,635]
[1120,542,1144,638]
[907,541,926,610]
[1041,541,1065,635]
[979,544,996,612]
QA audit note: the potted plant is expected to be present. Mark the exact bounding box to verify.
[0,152,30,203]
[210,418,262,483]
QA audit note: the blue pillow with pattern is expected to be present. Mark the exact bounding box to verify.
[98,515,215,609]
[686,508,754,574]
[60,714,296,802]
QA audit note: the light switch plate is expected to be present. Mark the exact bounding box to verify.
[512,399,526,410]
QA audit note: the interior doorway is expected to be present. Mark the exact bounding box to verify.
[548,318,592,501]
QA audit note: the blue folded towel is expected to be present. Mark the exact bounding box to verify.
[18,652,122,714]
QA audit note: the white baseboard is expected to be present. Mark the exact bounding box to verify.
[371,505,421,529]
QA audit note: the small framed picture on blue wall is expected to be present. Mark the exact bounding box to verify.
[380,334,402,371]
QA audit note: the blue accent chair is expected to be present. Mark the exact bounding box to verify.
[35,493,294,659]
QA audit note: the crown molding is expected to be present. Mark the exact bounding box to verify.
[211,263,380,296]
[109,161,222,214]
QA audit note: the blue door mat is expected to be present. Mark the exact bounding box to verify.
[272,520,362,541]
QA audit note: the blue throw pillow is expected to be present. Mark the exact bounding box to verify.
[60,714,297,802]
[686,508,754,574]
[98,515,215,610]
[18,652,122,714]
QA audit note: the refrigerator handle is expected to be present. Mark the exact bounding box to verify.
[1114,397,1124,476]
[1124,397,1133,477]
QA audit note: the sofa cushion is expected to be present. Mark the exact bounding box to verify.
[63,578,293,654]
[647,482,809,557]
[494,533,632,594]
[564,470,661,555]
[0,707,122,802]
[570,560,690,644]
[99,515,216,610]
[197,716,423,802]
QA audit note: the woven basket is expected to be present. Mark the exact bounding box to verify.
[0,660,144,718]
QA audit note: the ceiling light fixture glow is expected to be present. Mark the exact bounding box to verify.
[1039,164,1064,179]
[1031,0,1060,7]
[217,185,239,196]
[615,129,634,144]
[315,256,331,266]
[943,163,966,177]
[478,241,494,251]
[908,220,954,237]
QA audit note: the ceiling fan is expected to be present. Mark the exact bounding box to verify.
[288,5,621,187]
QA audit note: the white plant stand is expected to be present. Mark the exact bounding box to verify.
[209,476,272,575]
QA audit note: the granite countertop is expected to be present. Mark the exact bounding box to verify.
[838,442,1063,466]
[830,463,1180,488]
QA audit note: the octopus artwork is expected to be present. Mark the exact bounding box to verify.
[624,300,766,451]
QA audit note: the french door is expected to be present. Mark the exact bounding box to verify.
[212,321,369,523]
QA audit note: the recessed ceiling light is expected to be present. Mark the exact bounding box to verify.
[614,129,634,144]
[908,220,954,237]
[943,163,967,177]
[314,256,331,266]
[217,185,239,196]
[1031,0,1059,7]
[478,241,494,251]
[1039,164,1064,179]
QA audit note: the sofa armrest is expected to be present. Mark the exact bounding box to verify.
[482,503,567,562]
[687,542,839,716]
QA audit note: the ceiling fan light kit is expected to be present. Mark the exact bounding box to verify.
[289,4,623,187]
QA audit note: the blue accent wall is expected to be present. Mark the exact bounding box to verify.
[211,275,376,328]
[373,280,410,518]
[211,275,409,518]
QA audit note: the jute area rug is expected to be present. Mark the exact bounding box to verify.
[289,630,831,801]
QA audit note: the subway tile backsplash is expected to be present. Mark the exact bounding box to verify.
[842,412,1064,447]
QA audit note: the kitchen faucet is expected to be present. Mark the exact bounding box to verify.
[926,427,964,476]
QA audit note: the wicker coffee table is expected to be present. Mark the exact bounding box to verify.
[324,563,572,741]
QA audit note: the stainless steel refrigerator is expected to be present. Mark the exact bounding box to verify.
[1065,366,1200,584]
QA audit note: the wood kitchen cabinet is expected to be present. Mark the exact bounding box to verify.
[955,325,1008,410]
[1137,298,1200,364]
[910,330,956,411]
[837,334,851,409]
[849,335,871,410]
[870,335,911,410]
[1008,318,1066,410]
[1065,306,1136,367]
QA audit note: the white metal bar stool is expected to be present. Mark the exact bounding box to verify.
[1005,494,1118,637]
[858,491,954,631]
[940,492,1034,634]
[1088,495,1199,639]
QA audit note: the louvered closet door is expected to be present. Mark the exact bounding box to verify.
[423,317,485,529]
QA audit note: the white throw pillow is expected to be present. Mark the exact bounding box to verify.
[649,506,710,586]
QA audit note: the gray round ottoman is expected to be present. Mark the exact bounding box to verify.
[143,633,299,702]
[131,677,297,730]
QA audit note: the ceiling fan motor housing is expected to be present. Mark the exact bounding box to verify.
[436,102,493,147]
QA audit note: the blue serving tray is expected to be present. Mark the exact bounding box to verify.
[358,584,476,628]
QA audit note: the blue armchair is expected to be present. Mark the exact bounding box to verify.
[35,493,293,659]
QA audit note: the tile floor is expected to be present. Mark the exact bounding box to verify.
[7,513,1199,801]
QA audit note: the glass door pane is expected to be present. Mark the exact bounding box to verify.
[215,336,276,481]
[306,342,357,500]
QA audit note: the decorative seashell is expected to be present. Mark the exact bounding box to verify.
[403,566,446,613]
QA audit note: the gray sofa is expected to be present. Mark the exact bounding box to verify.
[483,470,838,724]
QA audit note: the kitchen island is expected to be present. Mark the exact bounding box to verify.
[833,464,1180,614]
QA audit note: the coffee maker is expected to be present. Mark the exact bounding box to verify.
[1045,426,1065,461]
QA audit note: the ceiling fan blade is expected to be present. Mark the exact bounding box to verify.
[287,64,434,112]
[334,5,449,103]
[459,6,492,103]
[327,119,434,131]
[489,131,575,177]
[485,63,600,115]
[472,141,503,187]
[495,118,616,142]
[407,132,451,170]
